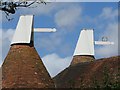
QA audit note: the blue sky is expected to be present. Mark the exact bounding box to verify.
[0,2,119,77]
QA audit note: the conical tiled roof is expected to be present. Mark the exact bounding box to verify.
[2,45,54,89]
[71,55,95,66]
[54,56,120,88]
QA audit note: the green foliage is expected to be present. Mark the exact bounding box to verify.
[92,65,120,89]
[102,65,111,88]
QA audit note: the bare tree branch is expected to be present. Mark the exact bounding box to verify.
[0,0,46,20]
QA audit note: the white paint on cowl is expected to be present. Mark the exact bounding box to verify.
[74,29,94,56]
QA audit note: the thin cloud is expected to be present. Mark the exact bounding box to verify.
[42,53,72,77]
[95,7,118,59]
[1,29,15,62]
[95,22,118,58]
[99,7,118,20]
[55,5,82,28]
